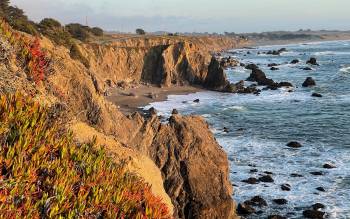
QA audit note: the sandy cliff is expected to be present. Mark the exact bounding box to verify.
[1,32,246,218]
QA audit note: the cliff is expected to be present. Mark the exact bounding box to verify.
[1,27,245,218]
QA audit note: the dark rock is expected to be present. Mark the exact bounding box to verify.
[148,107,157,115]
[281,184,291,191]
[312,203,325,210]
[237,203,255,215]
[258,175,274,183]
[302,77,316,87]
[290,59,300,64]
[223,127,229,133]
[247,68,276,86]
[287,141,302,148]
[302,67,313,71]
[193,99,200,103]
[240,63,246,67]
[273,198,288,205]
[307,57,319,66]
[290,173,303,177]
[242,177,259,184]
[172,109,179,115]
[310,171,324,176]
[264,171,273,175]
[303,210,325,219]
[268,63,279,67]
[312,93,322,98]
[268,215,287,219]
[279,48,287,53]
[250,169,258,173]
[270,67,279,71]
[323,163,336,169]
[278,82,293,87]
[316,187,326,192]
[245,63,259,70]
[147,93,159,99]
[249,196,268,207]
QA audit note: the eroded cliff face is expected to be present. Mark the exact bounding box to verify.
[81,36,248,92]
[1,33,245,218]
[127,113,236,219]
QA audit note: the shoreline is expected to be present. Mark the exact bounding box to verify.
[106,84,204,114]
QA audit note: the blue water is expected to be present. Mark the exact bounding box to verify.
[145,40,350,218]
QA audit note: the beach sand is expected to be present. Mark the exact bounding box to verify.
[106,85,203,114]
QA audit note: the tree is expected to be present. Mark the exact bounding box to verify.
[136,28,146,35]
[66,23,90,41]
[39,18,62,29]
[0,0,10,17]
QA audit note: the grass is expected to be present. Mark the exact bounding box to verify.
[0,93,171,218]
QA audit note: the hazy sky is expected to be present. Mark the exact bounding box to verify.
[11,0,350,33]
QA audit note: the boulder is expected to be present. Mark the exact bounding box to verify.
[303,210,325,219]
[281,184,291,191]
[278,82,293,87]
[310,171,324,176]
[312,93,322,98]
[258,175,274,183]
[242,177,259,184]
[287,141,302,148]
[268,63,279,67]
[245,63,259,70]
[193,99,200,103]
[247,68,276,86]
[268,215,287,219]
[270,67,279,71]
[273,199,288,205]
[303,77,316,87]
[237,203,255,215]
[323,163,336,169]
[290,59,299,64]
[172,109,179,115]
[316,187,326,192]
[312,203,325,210]
[307,57,319,66]
[247,196,268,207]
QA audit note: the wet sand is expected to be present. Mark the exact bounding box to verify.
[106,85,203,114]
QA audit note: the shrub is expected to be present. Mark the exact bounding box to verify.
[136,28,146,35]
[3,5,38,35]
[0,93,171,218]
[38,18,72,47]
[91,27,103,36]
[66,23,90,42]
[70,43,90,68]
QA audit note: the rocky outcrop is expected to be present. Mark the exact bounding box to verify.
[127,113,236,219]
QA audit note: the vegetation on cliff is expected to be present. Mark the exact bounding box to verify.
[0,93,170,218]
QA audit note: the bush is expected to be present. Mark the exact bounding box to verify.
[66,23,90,42]
[136,28,146,35]
[4,6,38,35]
[38,18,72,47]
[0,93,171,218]
[91,27,103,36]
[70,43,90,68]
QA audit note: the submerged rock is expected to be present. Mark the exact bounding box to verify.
[248,196,268,207]
[247,68,276,86]
[323,163,336,169]
[245,63,259,70]
[193,99,200,103]
[281,184,291,191]
[312,203,325,210]
[172,109,179,115]
[316,187,326,192]
[312,93,323,97]
[268,215,287,219]
[287,141,302,148]
[270,67,279,71]
[302,67,313,71]
[242,177,260,184]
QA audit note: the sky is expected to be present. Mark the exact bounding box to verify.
[10,0,350,33]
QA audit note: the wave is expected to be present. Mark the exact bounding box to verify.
[340,66,350,73]
[314,51,350,56]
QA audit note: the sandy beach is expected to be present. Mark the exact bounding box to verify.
[106,85,203,114]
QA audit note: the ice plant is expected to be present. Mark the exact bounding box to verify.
[0,93,171,218]
[0,19,49,84]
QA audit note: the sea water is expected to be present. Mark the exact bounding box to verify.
[144,40,350,218]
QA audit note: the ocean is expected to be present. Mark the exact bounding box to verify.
[144,40,350,218]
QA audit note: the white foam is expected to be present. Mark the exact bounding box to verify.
[340,66,350,73]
